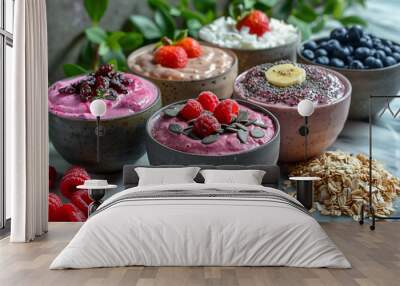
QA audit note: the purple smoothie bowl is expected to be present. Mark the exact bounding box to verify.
[145,99,280,165]
[234,64,352,163]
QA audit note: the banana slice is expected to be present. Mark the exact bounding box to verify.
[265,64,306,88]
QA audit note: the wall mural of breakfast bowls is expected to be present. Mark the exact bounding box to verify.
[48,65,162,173]
[145,94,280,165]
[234,62,352,163]
[298,26,400,120]
[198,10,300,73]
[127,36,238,106]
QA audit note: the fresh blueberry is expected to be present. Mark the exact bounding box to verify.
[316,56,330,65]
[392,45,400,53]
[346,45,354,53]
[346,26,364,45]
[325,39,341,53]
[364,56,383,69]
[303,41,318,51]
[359,37,373,48]
[381,39,393,46]
[373,50,386,61]
[372,38,382,46]
[381,46,392,56]
[330,58,345,68]
[383,56,397,67]
[332,46,350,60]
[302,49,315,60]
[349,60,364,69]
[315,48,328,57]
[345,55,354,64]
[392,52,400,62]
[354,47,371,60]
[330,27,348,43]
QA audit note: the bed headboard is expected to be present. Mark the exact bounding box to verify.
[122,165,281,189]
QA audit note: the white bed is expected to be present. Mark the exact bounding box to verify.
[50,166,350,269]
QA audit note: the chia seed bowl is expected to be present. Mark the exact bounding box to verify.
[234,62,352,162]
[145,99,280,165]
[298,38,400,120]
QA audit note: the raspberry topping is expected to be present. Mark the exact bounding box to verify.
[48,193,63,222]
[192,113,221,138]
[214,99,240,124]
[236,10,270,37]
[197,91,219,112]
[154,45,188,68]
[176,37,203,58]
[180,99,204,121]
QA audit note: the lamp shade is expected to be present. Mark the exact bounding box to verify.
[297,99,315,117]
[90,99,107,117]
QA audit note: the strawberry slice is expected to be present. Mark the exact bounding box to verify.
[236,10,270,37]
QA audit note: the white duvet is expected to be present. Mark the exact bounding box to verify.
[50,183,351,269]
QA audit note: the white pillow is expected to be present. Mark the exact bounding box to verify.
[135,167,200,186]
[200,169,266,185]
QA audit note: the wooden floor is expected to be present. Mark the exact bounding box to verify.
[0,222,399,286]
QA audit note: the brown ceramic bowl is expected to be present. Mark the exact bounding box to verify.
[127,43,238,106]
[200,32,300,73]
[234,65,352,163]
[298,38,400,120]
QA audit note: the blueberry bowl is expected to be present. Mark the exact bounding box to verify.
[298,26,400,120]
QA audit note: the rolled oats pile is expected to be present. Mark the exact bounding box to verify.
[289,151,400,220]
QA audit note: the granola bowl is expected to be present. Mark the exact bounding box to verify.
[127,43,238,106]
[146,99,280,165]
[234,62,351,162]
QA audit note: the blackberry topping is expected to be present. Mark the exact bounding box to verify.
[58,64,132,102]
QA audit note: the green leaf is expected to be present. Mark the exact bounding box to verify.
[339,15,367,26]
[311,16,326,33]
[258,0,278,7]
[180,7,208,24]
[154,9,176,39]
[119,32,144,53]
[130,15,162,40]
[333,0,345,19]
[174,29,188,41]
[106,31,125,52]
[148,0,171,11]
[85,27,107,44]
[288,15,312,40]
[78,40,96,70]
[63,64,88,77]
[293,4,318,23]
[101,50,127,71]
[84,0,108,24]
[193,0,216,13]
[186,19,202,38]
[98,42,110,56]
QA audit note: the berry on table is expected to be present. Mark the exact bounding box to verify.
[197,91,219,112]
[180,99,203,121]
[214,99,239,124]
[236,10,270,37]
[154,42,188,68]
[176,37,203,58]
[192,113,221,138]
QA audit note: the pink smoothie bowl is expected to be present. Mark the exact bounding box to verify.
[234,66,352,163]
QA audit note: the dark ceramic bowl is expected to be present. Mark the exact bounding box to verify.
[234,65,351,163]
[298,38,400,120]
[200,32,300,73]
[145,99,280,165]
[49,90,162,173]
[127,43,238,106]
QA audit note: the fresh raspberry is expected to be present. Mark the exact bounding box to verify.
[60,203,86,222]
[236,10,270,37]
[180,99,204,121]
[60,170,90,199]
[213,99,240,124]
[192,113,221,138]
[49,166,57,189]
[197,91,219,112]
[70,190,92,218]
[154,45,188,68]
[65,166,89,178]
[48,193,63,222]
[176,37,203,58]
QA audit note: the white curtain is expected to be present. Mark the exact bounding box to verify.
[7,0,49,242]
